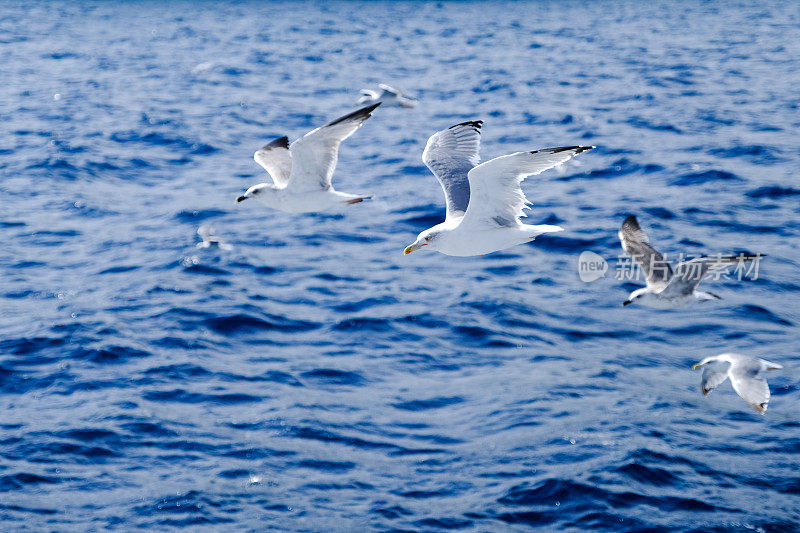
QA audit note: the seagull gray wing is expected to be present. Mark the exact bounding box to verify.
[700,361,730,395]
[378,83,402,97]
[422,121,482,219]
[661,254,761,296]
[379,84,417,108]
[254,136,292,186]
[287,103,380,192]
[619,215,673,291]
[356,89,379,106]
[463,146,593,228]
[728,356,771,414]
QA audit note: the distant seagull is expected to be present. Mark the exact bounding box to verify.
[619,215,760,307]
[236,103,379,213]
[404,121,593,256]
[355,84,417,108]
[693,353,782,414]
[196,224,232,250]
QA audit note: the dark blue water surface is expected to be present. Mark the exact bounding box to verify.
[2,1,799,530]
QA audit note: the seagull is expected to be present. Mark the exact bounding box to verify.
[693,353,782,414]
[355,84,417,108]
[403,121,593,256]
[196,224,232,250]
[236,103,379,213]
[619,215,761,308]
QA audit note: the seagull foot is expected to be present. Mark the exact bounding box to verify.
[346,197,371,204]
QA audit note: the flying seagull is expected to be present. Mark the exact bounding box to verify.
[196,224,233,250]
[693,353,782,414]
[619,215,760,307]
[355,84,417,108]
[236,103,380,213]
[403,121,593,256]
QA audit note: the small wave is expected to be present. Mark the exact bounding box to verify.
[709,144,781,163]
[142,389,262,404]
[300,369,364,387]
[98,265,139,275]
[495,478,722,528]
[735,304,792,326]
[746,186,800,199]
[332,296,398,313]
[670,169,742,186]
[174,209,227,222]
[133,491,236,526]
[285,426,399,452]
[392,396,464,411]
[559,158,663,181]
[333,317,392,332]
[414,517,474,529]
[109,131,217,156]
[71,346,151,364]
[626,116,682,134]
[183,264,230,276]
[534,236,609,253]
[642,207,676,219]
[0,473,61,491]
[294,460,356,472]
[0,221,26,228]
[204,314,319,335]
[614,463,683,487]
[119,422,178,438]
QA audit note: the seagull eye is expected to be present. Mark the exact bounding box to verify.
[425,236,431,241]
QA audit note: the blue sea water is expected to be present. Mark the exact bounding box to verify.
[1,0,799,530]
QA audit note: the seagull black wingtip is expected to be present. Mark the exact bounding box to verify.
[260,136,289,151]
[541,145,596,154]
[450,120,483,131]
[327,102,381,126]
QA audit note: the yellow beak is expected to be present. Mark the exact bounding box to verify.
[404,242,426,255]
[692,364,700,370]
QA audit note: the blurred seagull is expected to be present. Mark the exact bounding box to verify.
[196,224,232,250]
[236,103,379,213]
[356,84,417,108]
[693,353,782,414]
[404,121,593,256]
[619,215,760,308]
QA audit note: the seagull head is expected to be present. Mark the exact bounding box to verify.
[404,229,441,255]
[622,288,648,306]
[692,354,725,370]
[236,183,275,204]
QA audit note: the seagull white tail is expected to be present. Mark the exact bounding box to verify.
[531,224,564,236]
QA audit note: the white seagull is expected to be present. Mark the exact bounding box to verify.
[619,215,761,308]
[693,353,782,414]
[196,224,233,250]
[355,84,417,108]
[403,121,593,256]
[236,103,379,213]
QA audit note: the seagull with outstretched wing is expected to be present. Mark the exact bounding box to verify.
[236,103,379,213]
[355,84,417,108]
[403,121,592,256]
[619,215,762,307]
[693,353,782,414]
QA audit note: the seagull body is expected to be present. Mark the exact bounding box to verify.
[356,84,417,108]
[619,215,760,308]
[693,353,782,414]
[236,103,379,213]
[403,121,593,257]
[196,224,232,250]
